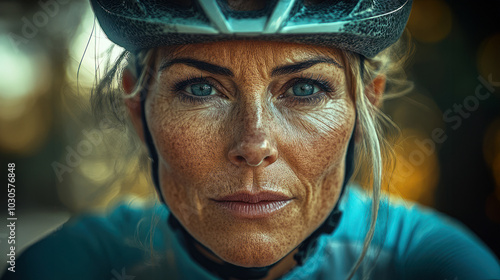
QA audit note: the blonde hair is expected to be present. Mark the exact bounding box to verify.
[341,32,413,279]
[91,33,413,279]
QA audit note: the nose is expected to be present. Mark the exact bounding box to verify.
[228,108,278,168]
[228,136,278,167]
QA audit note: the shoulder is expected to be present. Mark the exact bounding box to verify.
[328,185,500,279]
[1,201,169,280]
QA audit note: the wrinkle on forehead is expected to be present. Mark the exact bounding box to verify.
[156,41,345,78]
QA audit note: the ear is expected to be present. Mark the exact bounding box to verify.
[122,68,146,143]
[354,74,386,143]
[366,74,386,108]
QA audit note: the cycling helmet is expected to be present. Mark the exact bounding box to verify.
[90,1,412,279]
[91,0,412,58]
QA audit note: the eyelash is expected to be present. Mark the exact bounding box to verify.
[170,73,335,106]
[279,73,335,106]
[170,74,220,105]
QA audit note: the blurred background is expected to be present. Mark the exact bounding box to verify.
[0,0,499,272]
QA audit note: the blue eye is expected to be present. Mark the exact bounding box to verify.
[188,83,214,96]
[291,82,319,96]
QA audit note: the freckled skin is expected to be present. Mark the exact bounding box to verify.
[144,41,355,274]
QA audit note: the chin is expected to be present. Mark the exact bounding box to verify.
[212,237,292,268]
[220,251,284,268]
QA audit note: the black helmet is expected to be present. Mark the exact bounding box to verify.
[91,0,412,57]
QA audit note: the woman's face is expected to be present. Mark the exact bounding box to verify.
[142,41,355,267]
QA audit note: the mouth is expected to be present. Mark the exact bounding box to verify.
[212,191,293,219]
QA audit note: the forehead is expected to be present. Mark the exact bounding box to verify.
[157,41,344,69]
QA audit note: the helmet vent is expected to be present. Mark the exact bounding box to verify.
[225,0,267,11]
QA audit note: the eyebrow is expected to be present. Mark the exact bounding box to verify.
[159,58,234,76]
[271,57,343,76]
[158,56,343,77]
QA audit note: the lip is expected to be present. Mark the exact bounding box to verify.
[212,191,293,219]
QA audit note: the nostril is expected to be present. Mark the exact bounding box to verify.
[228,138,278,167]
[236,155,246,163]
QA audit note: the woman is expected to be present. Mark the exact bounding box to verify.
[4,0,500,279]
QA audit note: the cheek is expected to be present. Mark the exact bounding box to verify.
[278,100,355,229]
[147,99,226,183]
[280,101,355,182]
[146,97,231,228]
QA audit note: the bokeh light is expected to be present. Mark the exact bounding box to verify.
[0,98,52,155]
[483,118,500,201]
[407,0,453,43]
[485,193,500,223]
[477,33,500,83]
[387,129,440,206]
[79,160,112,184]
[0,36,38,100]
[380,90,446,206]
[0,35,53,154]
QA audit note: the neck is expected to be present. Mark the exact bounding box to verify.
[257,248,298,280]
[194,243,298,280]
